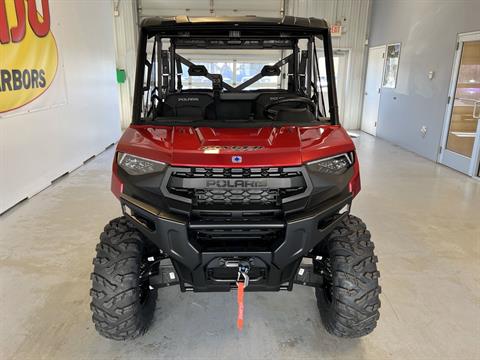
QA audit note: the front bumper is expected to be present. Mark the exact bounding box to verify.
[120,192,351,292]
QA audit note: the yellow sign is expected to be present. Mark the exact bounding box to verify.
[0,0,58,113]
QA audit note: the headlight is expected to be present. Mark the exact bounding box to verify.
[117,152,167,176]
[306,153,353,175]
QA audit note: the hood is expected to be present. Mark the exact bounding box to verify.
[117,125,355,167]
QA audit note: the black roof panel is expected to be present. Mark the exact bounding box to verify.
[141,15,329,34]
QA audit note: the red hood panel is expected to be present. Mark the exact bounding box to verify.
[117,125,355,167]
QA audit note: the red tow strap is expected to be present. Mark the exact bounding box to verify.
[236,281,245,330]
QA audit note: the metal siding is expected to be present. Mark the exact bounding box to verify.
[114,0,140,129]
[139,0,282,18]
[288,0,371,129]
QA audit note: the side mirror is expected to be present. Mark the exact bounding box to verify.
[188,65,208,76]
[261,65,280,77]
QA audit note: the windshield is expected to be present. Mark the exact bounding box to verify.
[133,33,338,127]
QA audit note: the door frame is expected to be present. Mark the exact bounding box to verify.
[315,47,351,124]
[333,48,351,123]
[439,31,480,177]
[361,45,386,136]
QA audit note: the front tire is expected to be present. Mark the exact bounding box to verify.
[315,215,381,337]
[90,217,157,340]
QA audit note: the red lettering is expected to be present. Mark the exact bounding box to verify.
[10,0,26,43]
[27,0,50,37]
[0,0,51,44]
[0,0,9,44]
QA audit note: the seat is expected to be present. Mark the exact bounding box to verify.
[163,93,213,118]
[275,108,315,122]
[206,100,254,120]
[254,92,299,119]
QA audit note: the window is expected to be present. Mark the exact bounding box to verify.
[236,61,280,89]
[176,50,285,90]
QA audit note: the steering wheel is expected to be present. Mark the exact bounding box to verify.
[263,97,316,120]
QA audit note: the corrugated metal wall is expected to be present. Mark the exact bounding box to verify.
[288,0,371,129]
[113,0,139,129]
[139,0,283,18]
[114,0,370,129]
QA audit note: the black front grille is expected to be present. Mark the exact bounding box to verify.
[173,167,299,178]
[196,188,278,205]
[167,166,306,208]
[192,227,284,252]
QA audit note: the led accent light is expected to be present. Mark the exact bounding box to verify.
[117,152,167,176]
[306,153,353,175]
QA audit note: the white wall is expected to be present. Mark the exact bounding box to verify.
[369,0,480,161]
[0,1,121,214]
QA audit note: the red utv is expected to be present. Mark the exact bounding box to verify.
[90,15,381,340]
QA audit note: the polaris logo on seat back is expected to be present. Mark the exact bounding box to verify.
[205,179,268,188]
[178,97,200,101]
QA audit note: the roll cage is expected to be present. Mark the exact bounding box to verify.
[132,16,339,125]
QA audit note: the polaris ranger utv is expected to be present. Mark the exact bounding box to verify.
[90,15,381,340]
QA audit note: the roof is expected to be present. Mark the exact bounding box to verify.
[140,15,329,35]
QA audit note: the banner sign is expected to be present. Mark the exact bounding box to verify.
[0,0,66,115]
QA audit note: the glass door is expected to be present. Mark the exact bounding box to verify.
[440,33,480,176]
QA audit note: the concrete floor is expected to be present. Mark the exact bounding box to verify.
[1,133,479,360]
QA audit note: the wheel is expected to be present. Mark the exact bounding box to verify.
[90,217,157,340]
[315,215,381,337]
